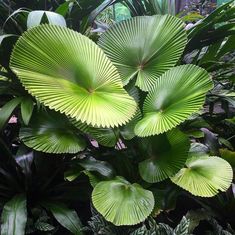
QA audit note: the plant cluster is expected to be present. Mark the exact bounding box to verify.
[0,0,235,234]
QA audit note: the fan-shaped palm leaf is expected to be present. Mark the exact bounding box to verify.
[20,110,86,154]
[73,120,119,147]
[135,65,213,137]
[92,177,154,226]
[120,107,142,140]
[98,15,187,91]
[171,156,233,197]
[10,24,137,128]
[139,129,190,183]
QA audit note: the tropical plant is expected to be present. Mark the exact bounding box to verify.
[7,11,233,228]
[1,0,235,233]
[0,139,87,235]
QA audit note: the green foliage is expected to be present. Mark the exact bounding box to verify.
[87,210,190,235]
[138,129,190,183]
[171,156,233,197]
[134,65,213,136]
[19,109,86,154]
[99,15,187,91]
[44,202,83,235]
[121,0,176,16]
[0,0,235,233]
[92,177,154,225]
[1,195,27,235]
[10,24,137,128]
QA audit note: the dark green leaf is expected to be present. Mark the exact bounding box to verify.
[79,156,114,178]
[1,194,27,235]
[20,110,86,154]
[45,202,83,235]
[20,97,34,125]
[138,129,190,183]
[55,2,70,17]
[0,97,22,130]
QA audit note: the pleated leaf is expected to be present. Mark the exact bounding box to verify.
[135,65,213,137]
[139,129,190,183]
[73,120,119,147]
[20,110,86,154]
[92,177,154,226]
[120,107,142,140]
[10,24,137,128]
[171,156,233,197]
[98,15,187,91]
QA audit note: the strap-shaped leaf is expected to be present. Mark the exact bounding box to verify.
[44,202,83,235]
[1,194,27,235]
[78,156,114,179]
[92,177,154,226]
[98,15,187,91]
[139,129,190,183]
[135,65,213,137]
[10,24,136,128]
[171,156,233,197]
[20,110,86,154]
[20,96,34,125]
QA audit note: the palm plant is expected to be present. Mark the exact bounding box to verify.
[7,10,234,228]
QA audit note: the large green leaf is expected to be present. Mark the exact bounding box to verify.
[92,177,154,226]
[20,110,86,154]
[10,24,136,128]
[1,194,27,235]
[135,65,213,137]
[171,156,233,197]
[139,129,190,183]
[45,202,83,235]
[73,120,119,147]
[98,15,187,91]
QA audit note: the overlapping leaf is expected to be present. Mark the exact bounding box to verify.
[171,156,233,197]
[20,110,86,154]
[73,120,119,147]
[92,177,154,226]
[10,24,136,128]
[99,15,187,91]
[139,129,190,183]
[135,65,213,137]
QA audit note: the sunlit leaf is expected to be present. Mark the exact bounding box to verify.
[92,177,154,226]
[10,24,137,128]
[171,156,233,197]
[99,15,187,91]
[135,65,213,137]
